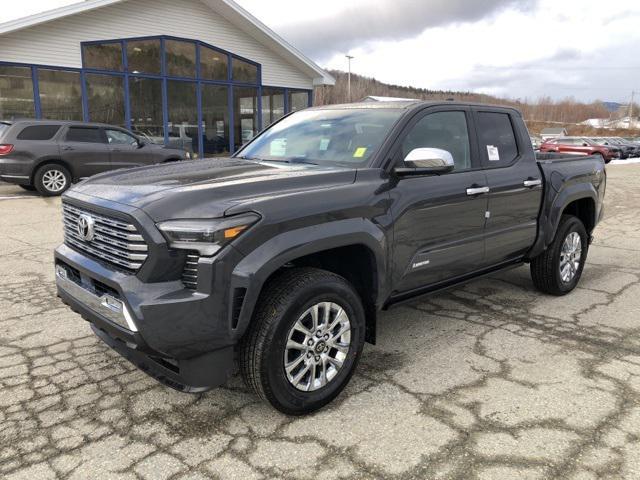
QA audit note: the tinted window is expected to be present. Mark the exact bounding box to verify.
[165,40,196,78]
[83,43,123,71]
[17,125,60,141]
[38,69,83,121]
[65,127,104,143]
[86,74,125,126]
[476,112,519,165]
[0,123,9,138]
[0,66,35,120]
[401,111,472,171]
[200,46,228,81]
[127,39,161,75]
[106,129,137,145]
[232,58,258,84]
[129,77,164,141]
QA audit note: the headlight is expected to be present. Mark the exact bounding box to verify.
[157,213,260,256]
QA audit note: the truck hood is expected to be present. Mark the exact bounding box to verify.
[69,158,357,221]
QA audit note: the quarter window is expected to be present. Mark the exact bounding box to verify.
[401,111,472,171]
[65,127,104,143]
[476,112,519,165]
[17,125,60,141]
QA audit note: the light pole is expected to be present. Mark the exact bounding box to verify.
[345,55,354,102]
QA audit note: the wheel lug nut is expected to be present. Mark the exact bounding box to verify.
[315,356,321,362]
[324,334,330,340]
[307,340,314,346]
[316,331,322,338]
[307,353,312,358]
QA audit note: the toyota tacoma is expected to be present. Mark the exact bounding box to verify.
[55,101,606,414]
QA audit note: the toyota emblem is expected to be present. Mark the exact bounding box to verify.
[77,214,96,242]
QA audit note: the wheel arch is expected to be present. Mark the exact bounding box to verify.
[230,221,387,346]
[31,158,74,184]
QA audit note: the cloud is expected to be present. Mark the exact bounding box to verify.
[279,0,538,60]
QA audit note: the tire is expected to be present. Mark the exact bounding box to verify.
[34,164,71,196]
[19,185,36,192]
[531,215,588,296]
[239,267,366,415]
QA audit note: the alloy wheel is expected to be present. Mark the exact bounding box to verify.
[559,232,582,283]
[42,169,67,193]
[284,302,351,392]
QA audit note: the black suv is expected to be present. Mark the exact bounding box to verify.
[0,120,189,196]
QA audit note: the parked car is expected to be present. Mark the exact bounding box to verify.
[608,137,640,157]
[0,120,189,196]
[55,102,606,414]
[540,136,618,163]
[590,137,633,159]
[530,135,542,150]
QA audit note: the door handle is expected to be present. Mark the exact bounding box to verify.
[466,186,490,196]
[62,146,74,151]
[524,179,542,188]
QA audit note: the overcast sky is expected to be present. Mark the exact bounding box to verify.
[3,0,640,103]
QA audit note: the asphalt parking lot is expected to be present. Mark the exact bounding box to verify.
[1,164,640,480]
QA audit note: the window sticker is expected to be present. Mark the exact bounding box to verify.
[353,147,367,158]
[319,138,331,151]
[270,138,287,157]
[487,145,500,161]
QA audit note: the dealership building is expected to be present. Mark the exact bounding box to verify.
[0,0,334,157]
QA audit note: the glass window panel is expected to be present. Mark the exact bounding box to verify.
[129,77,164,143]
[261,87,285,126]
[127,39,161,74]
[65,127,105,143]
[165,40,196,78]
[289,90,310,113]
[86,74,125,126]
[201,84,229,157]
[233,87,258,150]
[106,129,138,145]
[0,66,35,119]
[200,46,228,81]
[83,43,123,71]
[476,112,519,165]
[167,80,199,158]
[37,69,83,121]
[232,58,258,84]
[17,125,60,141]
[401,111,471,171]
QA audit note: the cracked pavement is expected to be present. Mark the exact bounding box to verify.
[1,165,640,480]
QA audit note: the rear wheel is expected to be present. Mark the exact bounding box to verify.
[531,215,588,295]
[34,164,71,196]
[239,268,366,415]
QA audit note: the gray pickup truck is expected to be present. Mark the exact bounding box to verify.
[55,101,606,414]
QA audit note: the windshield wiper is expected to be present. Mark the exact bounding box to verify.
[283,157,319,166]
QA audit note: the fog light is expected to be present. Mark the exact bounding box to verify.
[56,265,68,279]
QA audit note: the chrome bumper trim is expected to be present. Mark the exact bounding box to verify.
[55,265,138,332]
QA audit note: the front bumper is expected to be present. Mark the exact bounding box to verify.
[55,243,236,392]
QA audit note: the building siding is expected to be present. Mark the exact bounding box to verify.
[0,0,313,89]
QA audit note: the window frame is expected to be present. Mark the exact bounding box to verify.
[471,108,525,170]
[389,105,482,174]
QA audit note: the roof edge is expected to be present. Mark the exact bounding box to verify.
[0,0,125,35]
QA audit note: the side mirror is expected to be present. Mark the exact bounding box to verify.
[583,143,589,147]
[137,139,146,149]
[395,148,455,176]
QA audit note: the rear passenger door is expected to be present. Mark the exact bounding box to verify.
[105,128,151,169]
[60,126,111,179]
[473,109,543,266]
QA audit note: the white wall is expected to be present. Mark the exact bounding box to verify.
[0,0,314,89]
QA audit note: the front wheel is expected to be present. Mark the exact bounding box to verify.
[239,268,366,415]
[531,215,588,295]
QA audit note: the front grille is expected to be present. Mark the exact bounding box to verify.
[182,253,200,289]
[62,203,148,272]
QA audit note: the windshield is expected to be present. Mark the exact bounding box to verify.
[237,108,404,168]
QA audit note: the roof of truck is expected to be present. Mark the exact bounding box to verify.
[310,101,522,114]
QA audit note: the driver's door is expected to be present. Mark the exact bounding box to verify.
[105,128,151,168]
[389,107,489,293]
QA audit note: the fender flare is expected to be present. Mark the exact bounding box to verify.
[228,218,387,340]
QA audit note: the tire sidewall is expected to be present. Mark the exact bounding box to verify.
[552,217,588,293]
[36,165,71,196]
[262,277,365,414]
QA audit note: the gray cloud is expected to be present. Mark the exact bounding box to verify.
[279,0,538,60]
